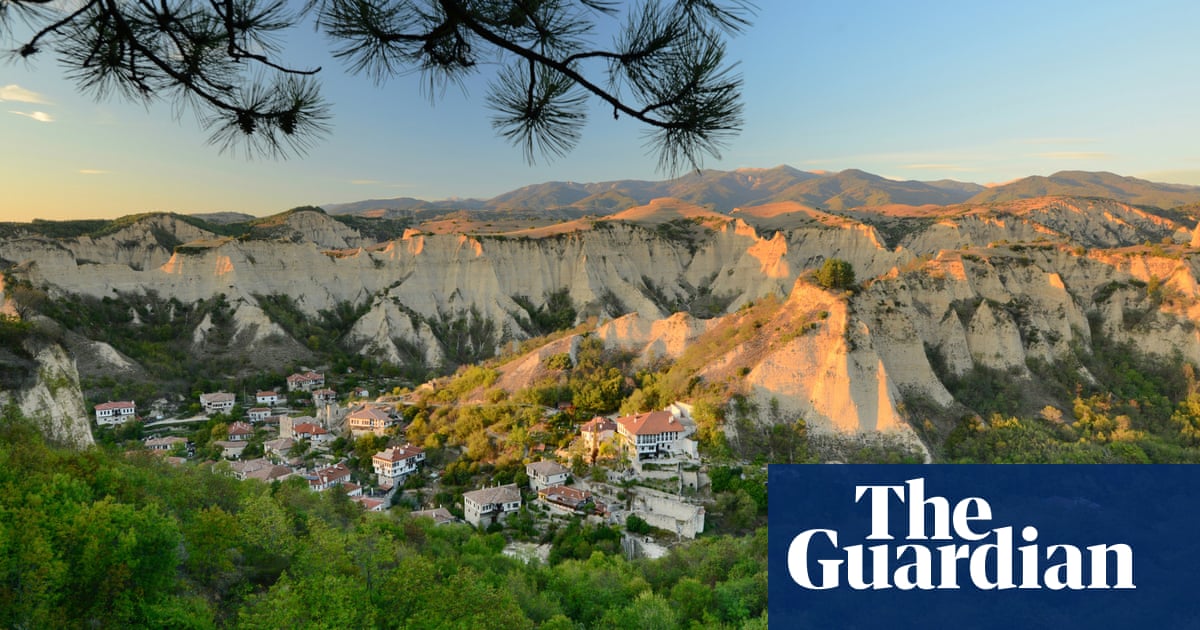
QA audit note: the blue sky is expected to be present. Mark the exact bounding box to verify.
[3,1,1200,220]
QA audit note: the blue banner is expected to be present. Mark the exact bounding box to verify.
[768,465,1200,629]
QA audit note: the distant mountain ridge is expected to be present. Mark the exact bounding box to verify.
[322,167,1200,218]
[968,171,1200,208]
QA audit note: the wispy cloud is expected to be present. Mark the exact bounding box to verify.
[0,84,50,104]
[1021,137,1099,146]
[1033,151,1110,160]
[902,163,981,172]
[1137,170,1200,185]
[9,110,54,123]
[79,169,110,175]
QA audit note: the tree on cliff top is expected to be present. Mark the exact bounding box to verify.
[4,0,753,168]
[816,258,855,291]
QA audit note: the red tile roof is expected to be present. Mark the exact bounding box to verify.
[580,416,616,433]
[309,463,350,486]
[95,401,135,411]
[348,405,391,422]
[287,371,323,383]
[374,444,424,463]
[615,410,681,436]
[228,421,253,436]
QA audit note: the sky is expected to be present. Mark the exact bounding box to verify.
[3,0,1200,221]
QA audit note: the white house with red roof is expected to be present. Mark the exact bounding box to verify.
[247,407,271,422]
[227,421,254,442]
[615,410,686,459]
[95,401,137,426]
[286,371,325,392]
[293,422,332,444]
[372,444,425,486]
[307,462,351,491]
[255,390,281,406]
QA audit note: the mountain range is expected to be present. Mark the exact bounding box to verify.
[7,166,1200,457]
[322,167,1200,218]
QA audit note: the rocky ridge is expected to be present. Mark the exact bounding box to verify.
[4,188,1200,444]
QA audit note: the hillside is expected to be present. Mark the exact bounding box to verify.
[6,171,1200,461]
[970,170,1200,207]
[321,167,1200,219]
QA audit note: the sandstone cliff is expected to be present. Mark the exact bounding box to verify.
[4,195,1199,443]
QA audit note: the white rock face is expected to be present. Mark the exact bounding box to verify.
[0,343,94,448]
[5,196,1200,443]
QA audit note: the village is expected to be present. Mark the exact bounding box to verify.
[94,368,715,558]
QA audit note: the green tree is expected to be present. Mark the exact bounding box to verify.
[816,258,856,290]
[5,0,753,167]
[65,498,181,626]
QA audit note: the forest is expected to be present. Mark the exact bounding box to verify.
[0,406,767,629]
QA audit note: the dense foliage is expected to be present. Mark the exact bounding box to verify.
[928,329,1200,463]
[0,406,767,629]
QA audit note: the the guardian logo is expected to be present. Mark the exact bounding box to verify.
[787,478,1135,591]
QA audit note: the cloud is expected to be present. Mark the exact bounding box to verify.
[350,179,380,185]
[1033,151,1110,160]
[1136,170,1200,186]
[902,163,981,172]
[9,110,54,123]
[1021,137,1099,145]
[79,169,110,175]
[0,84,50,104]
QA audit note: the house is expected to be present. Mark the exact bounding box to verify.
[526,460,570,491]
[307,462,351,491]
[353,496,386,512]
[248,407,272,422]
[580,416,616,460]
[312,388,337,406]
[462,484,522,528]
[286,371,325,392]
[213,440,246,460]
[244,464,295,483]
[342,483,363,497]
[263,437,295,459]
[228,458,272,480]
[352,386,370,399]
[538,485,593,515]
[412,507,456,525]
[227,421,254,441]
[145,436,187,452]
[347,404,395,437]
[293,422,332,444]
[200,392,236,415]
[372,445,425,486]
[95,401,137,426]
[615,410,685,459]
[255,390,281,406]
